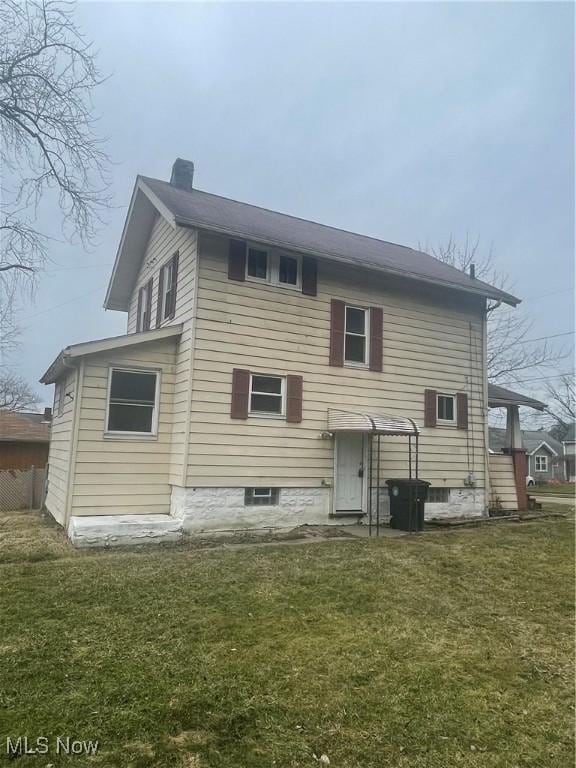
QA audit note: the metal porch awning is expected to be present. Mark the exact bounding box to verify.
[328,409,419,436]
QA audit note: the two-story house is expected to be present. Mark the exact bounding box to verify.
[41,159,527,547]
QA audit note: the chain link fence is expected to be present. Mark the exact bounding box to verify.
[0,467,46,511]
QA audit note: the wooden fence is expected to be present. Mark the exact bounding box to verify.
[0,467,46,511]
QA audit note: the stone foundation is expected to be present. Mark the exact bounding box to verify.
[171,486,331,533]
[67,514,183,548]
[424,488,486,520]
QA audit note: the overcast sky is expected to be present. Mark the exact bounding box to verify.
[7,1,574,411]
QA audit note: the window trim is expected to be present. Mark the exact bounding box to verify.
[104,366,161,439]
[137,281,151,332]
[160,260,174,322]
[428,487,450,503]
[344,305,370,367]
[56,380,66,417]
[244,242,302,290]
[245,487,280,506]
[436,393,456,425]
[248,373,286,418]
[535,454,548,472]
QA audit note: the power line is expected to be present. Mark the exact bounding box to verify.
[515,330,575,345]
[500,371,573,386]
[524,287,574,302]
[18,285,107,322]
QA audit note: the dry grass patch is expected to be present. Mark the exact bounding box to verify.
[0,510,573,767]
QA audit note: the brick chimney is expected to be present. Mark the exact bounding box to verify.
[170,158,194,192]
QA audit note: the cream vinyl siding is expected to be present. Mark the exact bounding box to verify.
[489,454,518,510]
[126,215,198,485]
[186,232,487,488]
[45,371,76,525]
[69,339,178,516]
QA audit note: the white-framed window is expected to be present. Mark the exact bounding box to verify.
[245,487,280,506]
[344,305,369,365]
[428,488,450,503]
[106,368,159,436]
[245,244,302,289]
[160,261,174,321]
[137,281,151,332]
[437,394,456,424]
[535,455,548,472]
[55,380,66,416]
[249,373,285,416]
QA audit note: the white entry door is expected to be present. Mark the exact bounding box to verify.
[335,433,365,511]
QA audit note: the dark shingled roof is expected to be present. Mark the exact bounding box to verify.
[487,383,546,411]
[489,427,564,456]
[140,176,520,306]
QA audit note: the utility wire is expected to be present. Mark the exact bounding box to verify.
[18,285,107,322]
[514,330,574,345]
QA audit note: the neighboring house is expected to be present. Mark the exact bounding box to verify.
[562,424,575,482]
[0,409,51,470]
[41,159,532,547]
[489,427,565,482]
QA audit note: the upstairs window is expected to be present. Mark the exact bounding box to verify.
[437,394,455,424]
[249,374,285,416]
[535,455,548,472]
[247,247,268,280]
[157,252,179,324]
[137,279,153,332]
[107,368,158,435]
[245,245,301,289]
[344,306,368,365]
[278,254,299,286]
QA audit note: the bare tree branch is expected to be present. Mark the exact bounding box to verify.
[426,235,568,386]
[0,370,40,411]
[0,0,110,351]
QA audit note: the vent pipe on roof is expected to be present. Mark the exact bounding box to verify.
[469,263,476,279]
[170,158,195,192]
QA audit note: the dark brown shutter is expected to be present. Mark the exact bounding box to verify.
[136,287,143,332]
[168,251,179,319]
[228,239,247,281]
[286,375,303,423]
[144,278,153,330]
[330,299,345,367]
[156,267,164,328]
[369,307,383,372]
[424,389,437,427]
[230,368,250,419]
[301,256,317,296]
[457,392,469,430]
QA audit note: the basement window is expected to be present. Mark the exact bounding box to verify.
[245,488,279,506]
[106,368,159,435]
[428,488,450,503]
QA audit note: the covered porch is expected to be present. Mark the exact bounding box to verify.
[327,409,421,534]
[488,383,546,512]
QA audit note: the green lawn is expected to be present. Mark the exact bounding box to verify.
[0,509,573,767]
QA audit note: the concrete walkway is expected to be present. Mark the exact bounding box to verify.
[533,495,575,507]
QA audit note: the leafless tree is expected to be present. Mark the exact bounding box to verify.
[544,373,575,439]
[0,0,109,350]
[425,236,566,384]
[0,370,40,411]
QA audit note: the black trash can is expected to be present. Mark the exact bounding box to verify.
[386,479,431,532]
